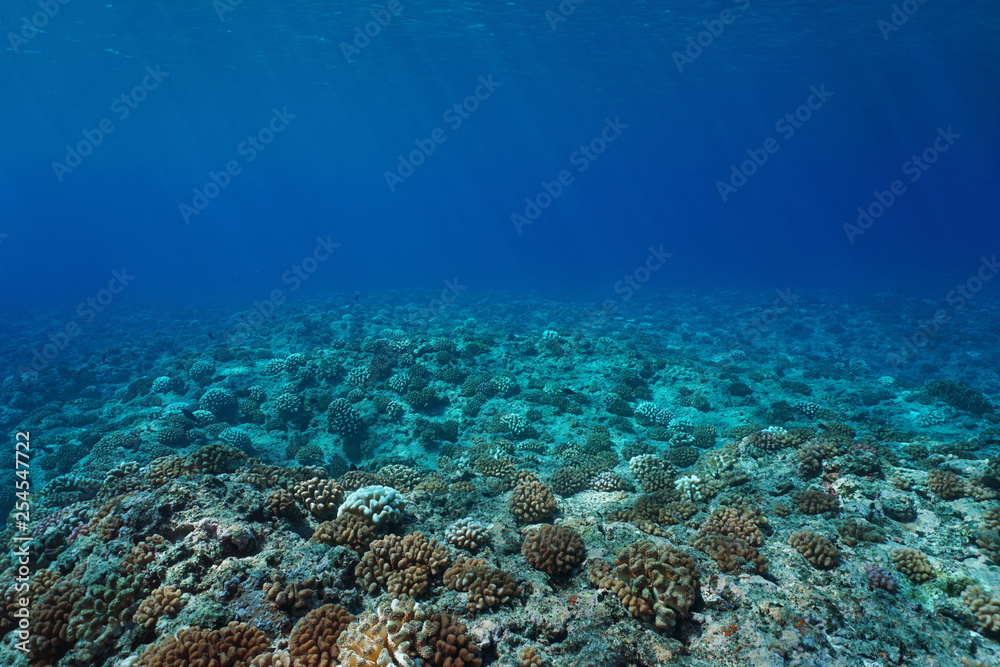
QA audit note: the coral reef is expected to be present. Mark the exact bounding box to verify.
[4,290,1000,667]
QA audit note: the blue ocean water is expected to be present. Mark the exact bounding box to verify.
[3,0,998,316]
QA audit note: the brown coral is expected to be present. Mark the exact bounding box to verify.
[190,442,248,474]
[891,548,935,583]
[740,427,798,451]
[99,461,146,498]
[631,494,698,526]
[692,534,766,573]
[145,442,246,485]
[520,646,544,667]
[145,455,189,485]
[133,586,185,630]
[793,487,840,514]
[443,557,522,611]
[1,568,58,634]
[293,478,345,520]
[378,464,422,492]
[977,529,1000,564]
[835,518,885,547]
[337,470,388,491]
[355,532,450,597]
[137,621,270,666]
[927,469,966,500]
[415,475,449,494]
[789,530,840,569]
[548,467,590,496]
[263,572,322,613]
[28,579,83,666]
[288,603,356,666]
[417,610,482,667]
[269,489,306,520]
[474,458,518,489]
[95,513,125,541]
[123,535,166,575]
[588,540,699,631]
[590,471,630,492]
[63,534,167,660]
[962,585,1000,633]
[312,513,379,553]
[983,505,1000,530]
[797,442,836,478]
[509,479,557,523]
[521,524,585,576]
[249,652,292,667]
[242,460,327,489]
[445,517,489,552]
[336,598,480,667]
[629,455,678,493]
[697,505,765,547]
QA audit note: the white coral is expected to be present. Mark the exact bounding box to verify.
[337,484,405,526]
[445,517,488,551]
[674,474,704,502]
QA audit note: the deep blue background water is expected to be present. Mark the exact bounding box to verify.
[3,0,999,312]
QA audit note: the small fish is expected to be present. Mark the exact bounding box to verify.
[561,388,576,395]
[209,333,215,340]
[181,408,197,421]
[354,291,360,301]
[349,463,358,471]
